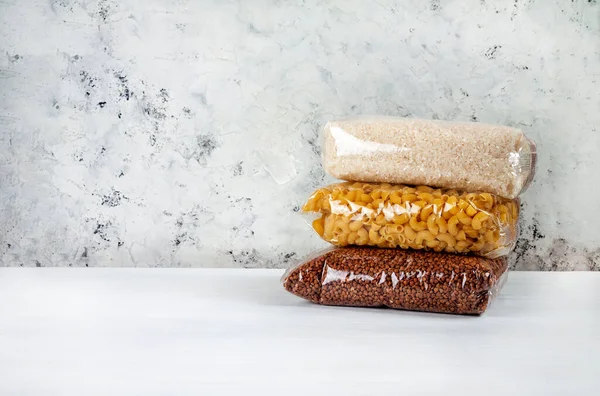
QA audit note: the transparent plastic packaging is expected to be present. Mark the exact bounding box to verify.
[303,182,519,258]
[323,116,537,199]
[282,247,508,315]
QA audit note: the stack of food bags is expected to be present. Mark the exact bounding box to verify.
[282,116,537,315]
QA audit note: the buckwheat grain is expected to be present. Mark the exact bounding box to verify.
[282,247,508,315]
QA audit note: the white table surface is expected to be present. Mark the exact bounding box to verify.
[0,269,599,396]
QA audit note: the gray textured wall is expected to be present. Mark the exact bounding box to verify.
[1,0,599,269]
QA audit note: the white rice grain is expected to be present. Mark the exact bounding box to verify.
[322,116,536,199]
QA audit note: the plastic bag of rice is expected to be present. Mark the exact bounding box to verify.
[322,116,537,199]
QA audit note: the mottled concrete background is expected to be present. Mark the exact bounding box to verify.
[1,0,599,269]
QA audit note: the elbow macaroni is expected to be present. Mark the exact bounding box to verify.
[302,182,519,258]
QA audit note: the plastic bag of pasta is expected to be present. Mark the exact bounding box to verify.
[302,182,519,258]
[322,116,537,199]
[282,247,508,315]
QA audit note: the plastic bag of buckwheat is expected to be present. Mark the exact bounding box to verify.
[282,247,508,315]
